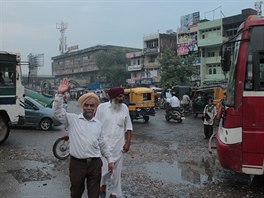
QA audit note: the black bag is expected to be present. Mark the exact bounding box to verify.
[202,113,210,121]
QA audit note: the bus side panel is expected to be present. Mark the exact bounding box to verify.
[242,131,264,166]
[216,137,242,173]
[242,96,264,167]
[242,96,264,128]
[242,153,264,168]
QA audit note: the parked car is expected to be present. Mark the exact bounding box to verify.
[13,96,62,130]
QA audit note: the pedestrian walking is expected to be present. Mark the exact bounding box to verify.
[52,78,114,198]
[182,92,191,112]
[203,98,217,139]
[95,87,133,198]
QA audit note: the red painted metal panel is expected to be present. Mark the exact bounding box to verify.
[216,137,242,173]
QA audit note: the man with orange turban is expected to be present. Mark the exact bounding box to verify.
[52,78,113,198]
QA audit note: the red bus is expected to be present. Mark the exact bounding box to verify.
[209,15,264,175]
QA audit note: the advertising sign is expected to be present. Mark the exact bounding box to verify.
[179,12,200,33]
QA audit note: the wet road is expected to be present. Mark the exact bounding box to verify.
[0,101,263,198]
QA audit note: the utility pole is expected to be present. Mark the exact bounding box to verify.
[56,21,68,54]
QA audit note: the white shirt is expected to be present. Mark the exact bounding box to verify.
[52,94,112,162]
[182,94,190,105]
[170,96,180,108]
[203,104,217,125]
[95,101,133,161]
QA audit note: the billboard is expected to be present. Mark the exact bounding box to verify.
[179,12,200,33]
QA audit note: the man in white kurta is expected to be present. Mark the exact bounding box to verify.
[95,87,132,198]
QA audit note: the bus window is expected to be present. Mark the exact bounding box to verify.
[245,53,254,90]
[0,64,16,87]
[0,71,5,85]
[259,52,264,90]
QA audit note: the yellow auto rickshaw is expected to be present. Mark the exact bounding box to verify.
[124,87,156,122]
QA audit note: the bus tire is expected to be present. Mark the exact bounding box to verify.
[0,117,10,145]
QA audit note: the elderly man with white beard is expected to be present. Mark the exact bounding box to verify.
[95,87,133,198]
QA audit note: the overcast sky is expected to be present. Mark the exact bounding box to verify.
[0,0,260,75]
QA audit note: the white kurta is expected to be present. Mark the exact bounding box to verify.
[95,101,133,196]
[95,101,133,161]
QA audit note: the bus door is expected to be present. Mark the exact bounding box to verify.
[242,50,264,174]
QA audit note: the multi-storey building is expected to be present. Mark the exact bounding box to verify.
[198,8,257,86]
[126,51,144,85]
[51,45,140,88]
[223,8,257,41]
[126,32,177,87]
[198,18,224,86]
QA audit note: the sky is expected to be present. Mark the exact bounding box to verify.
[0,0,260,75]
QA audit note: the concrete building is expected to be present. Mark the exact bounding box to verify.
[222,8,257,41]
[126,32,177,87]
[198,18,224,86]
[198,8,257,86]
[51,45,140,89]
[126,50,144,85]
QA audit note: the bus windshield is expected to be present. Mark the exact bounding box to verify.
[225,34,242,107]
[0,62,16,87]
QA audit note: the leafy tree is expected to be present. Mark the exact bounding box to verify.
[94,49,130,87]
[159,48,195,88]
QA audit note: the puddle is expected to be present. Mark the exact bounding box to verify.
[145,158,217,186]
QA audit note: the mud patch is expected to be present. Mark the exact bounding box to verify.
[8,167,52,183]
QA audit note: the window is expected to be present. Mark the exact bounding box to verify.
[245,53,253,90]
[143,93,152,101]
[213,68,216,74]
[207,52,215,57]
[146,39,158,48]
[0,63,16,87]
[207,64,218,75]
[258,52,264,90]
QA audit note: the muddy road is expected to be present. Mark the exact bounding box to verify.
[0,101,263,198]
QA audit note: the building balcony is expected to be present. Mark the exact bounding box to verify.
[204,74,225,81]
[143,47,159,54]
[198,37,222,47]
[201,56,221,64]
[144,62,160,69]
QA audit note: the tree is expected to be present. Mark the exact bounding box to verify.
[159,48,195,88]
[94,49,130,87]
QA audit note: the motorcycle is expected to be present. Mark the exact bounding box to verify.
[165,104,185,123]
[53,135,70,160]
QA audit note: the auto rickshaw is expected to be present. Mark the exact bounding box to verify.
[191,86,226,117]
[124,87,156,122]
